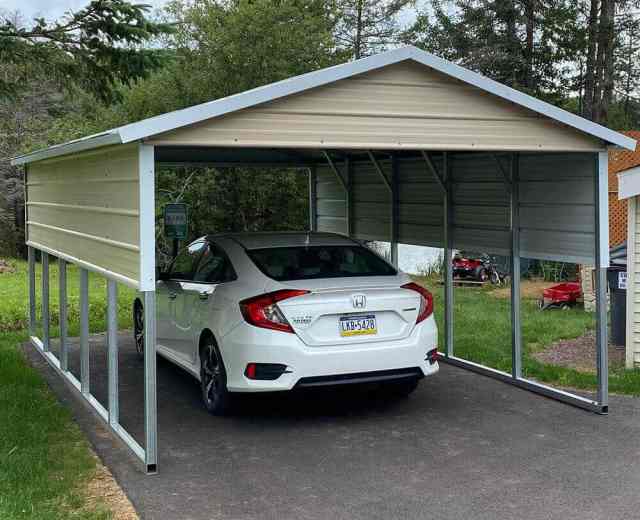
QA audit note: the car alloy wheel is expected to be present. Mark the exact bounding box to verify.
[133,301,144,358]
[200,339,231,415]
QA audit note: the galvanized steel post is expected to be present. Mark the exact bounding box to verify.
[510,153,522,378]
[443,152,454,357]
[79,268,90,396]
[41,252,50,352]
[58,258,68,372]
[595,151,609,411]
[143,290,158,473]
[309,167,317,232]
[28,247,36,336]
[390,154,399,267]
[107,279,119,427]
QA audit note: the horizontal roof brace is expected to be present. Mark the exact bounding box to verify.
[367,151,393,193]
[421,151,447,195]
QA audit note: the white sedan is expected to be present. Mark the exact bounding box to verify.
[133,232,439,414]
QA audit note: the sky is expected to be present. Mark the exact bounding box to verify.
[0,0,168,21]
[1,0,423,26]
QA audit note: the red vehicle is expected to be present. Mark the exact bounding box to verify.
[453,251,501,283]
[538,282,583,310]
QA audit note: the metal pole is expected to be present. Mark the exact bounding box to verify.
[28,247,36,336]
[346,157,353,237]
[595,151,609,410]
[390,155,399,267]
[510,153,522,378]
[143,290,158,473]
[41,252,50,352]
[107,279,119,427]
[309,167,317,232]
[58,258,68,372]
[80,268,90,396]
[443,152,454,357]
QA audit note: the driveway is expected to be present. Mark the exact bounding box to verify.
[25,334,640,520]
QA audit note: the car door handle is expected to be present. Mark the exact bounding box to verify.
[168,292,177,300]
[198,292,209,301]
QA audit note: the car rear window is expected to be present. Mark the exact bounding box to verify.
[247,245,397,281]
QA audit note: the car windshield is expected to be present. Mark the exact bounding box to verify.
[247,245,397,281]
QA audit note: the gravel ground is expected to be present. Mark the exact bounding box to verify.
[533,330,625,372]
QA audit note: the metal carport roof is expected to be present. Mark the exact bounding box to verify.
[12,46,636,474]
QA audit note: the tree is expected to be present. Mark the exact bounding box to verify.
[333,0,415,59]
[0,0,173,103]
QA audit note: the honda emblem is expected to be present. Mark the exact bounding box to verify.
[352,294,366,309]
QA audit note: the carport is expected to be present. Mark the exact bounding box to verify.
[12,45,636,473]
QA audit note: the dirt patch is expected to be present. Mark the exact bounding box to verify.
[490,279,558,301]
[533,330,625,373]
[0,259,15,274]
[84,455,138,519]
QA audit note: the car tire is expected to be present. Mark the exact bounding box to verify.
[200,336,232,416]
[133,299,144,359]
[386,378,420,398]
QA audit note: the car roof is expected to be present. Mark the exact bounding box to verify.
[206,232,358,250]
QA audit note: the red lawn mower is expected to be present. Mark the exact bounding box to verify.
[452,251,503,284]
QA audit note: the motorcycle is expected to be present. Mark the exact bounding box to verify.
[453,251,504,285]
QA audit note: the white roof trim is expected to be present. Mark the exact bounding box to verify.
[618,165,640,199]
[11,45,636,166]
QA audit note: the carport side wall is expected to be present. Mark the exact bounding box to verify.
[315,152,598,265]
[25,143,141,286]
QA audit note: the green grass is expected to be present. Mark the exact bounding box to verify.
[0,258,135,519]
[416,276,640,396]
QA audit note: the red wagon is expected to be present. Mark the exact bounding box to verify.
[538,282,583,310]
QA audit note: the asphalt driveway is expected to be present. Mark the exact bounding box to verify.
[25,334,640,520]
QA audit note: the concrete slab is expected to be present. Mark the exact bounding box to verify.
[24,334,640,520]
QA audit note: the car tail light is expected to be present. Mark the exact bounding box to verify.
[426,348,438,365]
[401,282,434,323]
[239,289,309,333]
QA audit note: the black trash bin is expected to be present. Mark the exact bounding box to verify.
[607,266,627,346]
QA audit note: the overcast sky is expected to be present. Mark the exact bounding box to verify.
[2,0,421,30]
[1,0,168,21]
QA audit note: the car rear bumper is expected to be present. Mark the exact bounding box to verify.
[219,316,439,392]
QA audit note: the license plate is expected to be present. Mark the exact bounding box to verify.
[339,314,377,337]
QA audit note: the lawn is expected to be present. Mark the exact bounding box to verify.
[0,258,134,520]
[416,276,640,395]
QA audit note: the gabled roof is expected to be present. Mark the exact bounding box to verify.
[12,45,636,166]
[610,131,640,175]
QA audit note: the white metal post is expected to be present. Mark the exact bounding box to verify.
[143,291,158,473]
[41,252,50,352]
[595,151,609,410]
[309,167,317,232]
[79,268,90,396]
[443,152,454,357]
[58,258,68,372]
[28,247,36,336]
[510,153,522,378]
[107,279,119,427]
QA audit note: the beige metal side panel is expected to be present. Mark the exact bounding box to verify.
[26,144,140,286]
[150,61,604,152]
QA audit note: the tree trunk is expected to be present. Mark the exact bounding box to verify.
[583,0,600,120]
[354,0,363,59]
[600,0,616,124]
[524,0,535,90]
